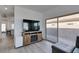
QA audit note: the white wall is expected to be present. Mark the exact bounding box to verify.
[14,6,46,48]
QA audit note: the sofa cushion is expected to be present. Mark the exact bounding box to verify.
[52,42,75,53]
[73,48,79,53]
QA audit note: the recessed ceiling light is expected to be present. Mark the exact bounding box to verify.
[5,7,8,10]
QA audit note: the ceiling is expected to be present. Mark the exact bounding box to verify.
[0,5,79,19]
[0,5,58,18]
[19,5,79,19]
[0,5,14,18]
[19,5,59,13]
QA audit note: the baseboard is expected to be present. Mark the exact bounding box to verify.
[45,39,57,43]
[14,45,23,49]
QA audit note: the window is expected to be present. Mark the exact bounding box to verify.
[1,24,6,32]
[12,24,14,29]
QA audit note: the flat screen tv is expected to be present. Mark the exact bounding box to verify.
[23,19,40,32]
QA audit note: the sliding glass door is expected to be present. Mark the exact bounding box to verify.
[58,14,79,46]
[46,18,58,43]
[46,13,79,46]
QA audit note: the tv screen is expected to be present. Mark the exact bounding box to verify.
[23,22,29,31]
[23,19,40,32]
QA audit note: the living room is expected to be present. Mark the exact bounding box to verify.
[14,5,79,53]
[0,5,79,53]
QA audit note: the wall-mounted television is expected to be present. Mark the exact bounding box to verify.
[23,19,40,32]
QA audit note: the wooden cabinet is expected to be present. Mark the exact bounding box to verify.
[23,33,31,46]
[37,32,42,41]
[23,31,42,46]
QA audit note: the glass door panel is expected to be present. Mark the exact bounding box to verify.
[58,14,79,46]
[46,18,58,43]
